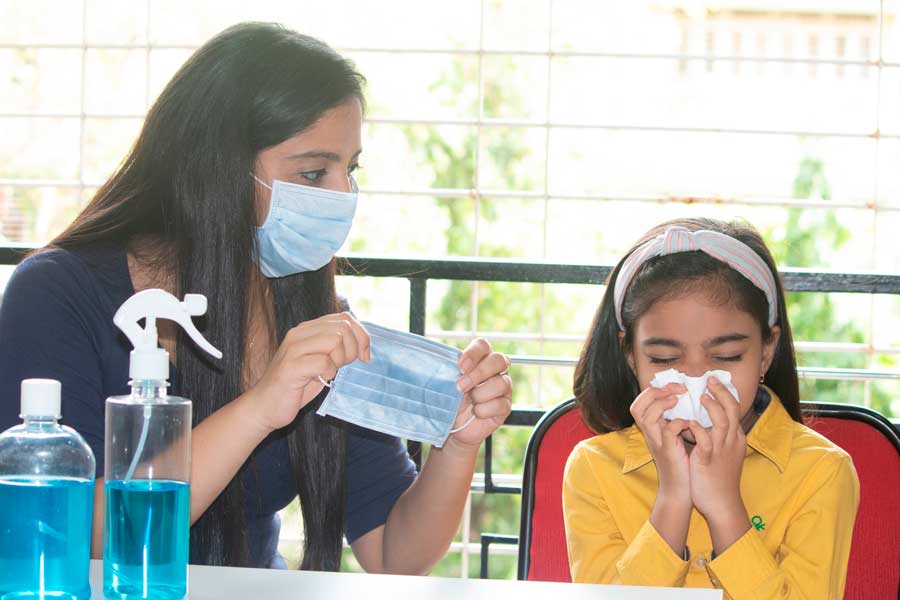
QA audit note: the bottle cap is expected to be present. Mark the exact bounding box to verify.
[20,378,61,418]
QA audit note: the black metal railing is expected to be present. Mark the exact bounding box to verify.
[3,244,900,578]
[332,255,900,578]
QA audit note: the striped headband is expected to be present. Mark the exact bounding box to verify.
[613,226,778,331]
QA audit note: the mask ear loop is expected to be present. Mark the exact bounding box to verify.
[318,376,333,388]
[450,353,509,435]
[252,173,273,190]
[449,408,477,434]
[450,414,476,434]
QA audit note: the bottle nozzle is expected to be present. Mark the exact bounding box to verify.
[114,289,222,381]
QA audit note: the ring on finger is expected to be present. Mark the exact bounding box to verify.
[498,354,512,376]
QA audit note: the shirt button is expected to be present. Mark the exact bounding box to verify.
[695,555,707,568]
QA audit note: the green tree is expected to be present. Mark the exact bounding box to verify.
[768,158,892,415]
[398,54,585,578]
[330,61,897,583]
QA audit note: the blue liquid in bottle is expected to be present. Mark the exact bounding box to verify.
[0,476,94,600]
[103,480,190,600]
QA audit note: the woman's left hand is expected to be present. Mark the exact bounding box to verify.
[687,377,747,519]
[448,338,512,450]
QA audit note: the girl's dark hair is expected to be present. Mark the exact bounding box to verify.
[574,217,800,434]
[47,22,365,570]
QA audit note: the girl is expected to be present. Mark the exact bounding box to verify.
[0,23,513,573]
[563,218,858,598]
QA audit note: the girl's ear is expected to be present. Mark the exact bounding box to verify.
[760,325,781,376]
[619,330,637,377]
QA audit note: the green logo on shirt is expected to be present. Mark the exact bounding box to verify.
[751,515,765,531]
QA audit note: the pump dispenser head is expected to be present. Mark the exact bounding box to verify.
[113,289,222,381]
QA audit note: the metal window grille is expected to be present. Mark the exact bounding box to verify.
[2,0,899,579]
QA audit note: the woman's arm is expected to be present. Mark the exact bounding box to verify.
[187,392,271,522]
[89,312,372,557]
[704,454,859,599]
[563,443,692,587]
[349,436,479,574]
[89,391,271,557]
[350,338,512,575]
[563,384,694,586]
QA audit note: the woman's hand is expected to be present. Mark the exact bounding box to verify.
[687,378,750,554]
[687,378,747,516]
[632,383,693,556]
[446,338,512,451]
[631,383,692,506]
[247,312,371,433]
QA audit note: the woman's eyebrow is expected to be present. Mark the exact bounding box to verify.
[642,337,681,348]
[285,148,363,162]
[705,333,750,347]
[285,150,341,161]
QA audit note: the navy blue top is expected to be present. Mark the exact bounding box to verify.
[0,244,417,568]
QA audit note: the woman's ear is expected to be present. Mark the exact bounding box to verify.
[760,325,781,375]
[619,331,637,377]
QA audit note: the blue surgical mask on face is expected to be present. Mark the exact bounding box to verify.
[252,174,358,278]
[316,322,475,447]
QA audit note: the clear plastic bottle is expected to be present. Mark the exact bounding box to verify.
[103,289,221,600]
[0,379,96,600]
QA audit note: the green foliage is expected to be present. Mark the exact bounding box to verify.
[295,53,900,583]
[766,157,893,415]
[386,73,898,579]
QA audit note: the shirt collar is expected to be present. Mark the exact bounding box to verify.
[622,427,654,474]
[745,386,794,473]
[621,385,795,474]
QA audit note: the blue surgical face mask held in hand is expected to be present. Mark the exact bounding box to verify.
[253,174,358,278]
[316,322,475,447]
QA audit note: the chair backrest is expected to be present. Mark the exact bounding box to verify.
[803,403,900,600]
[518,399,900,600]
[518,398,588,582]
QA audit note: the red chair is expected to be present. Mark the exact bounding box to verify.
[517,399,900,600]
[518,398,591,582]
[803,404,900,600]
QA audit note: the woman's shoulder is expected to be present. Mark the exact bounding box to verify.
[11,244,125,290]
[5,248,96,310]
[768,413,858,494]
[13,247,88,281]
[789,418,856,472]
[3,243,131,328]
[755,391,856,479]
[566,426,636,475]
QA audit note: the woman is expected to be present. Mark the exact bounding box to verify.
[563,219,857,597]
[0,22,512,574]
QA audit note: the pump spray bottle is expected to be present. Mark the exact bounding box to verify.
[103,289,221,600]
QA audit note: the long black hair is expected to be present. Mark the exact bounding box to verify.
[574,217,801,434]
[48,22,365,570]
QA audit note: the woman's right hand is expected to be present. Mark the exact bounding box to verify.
[246,312,371,433]
[629,383,691,506]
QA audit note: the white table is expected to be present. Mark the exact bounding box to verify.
[88,560,722,599]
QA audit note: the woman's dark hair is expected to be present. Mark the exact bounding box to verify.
[47,22,365,570]
[574,217,800,434]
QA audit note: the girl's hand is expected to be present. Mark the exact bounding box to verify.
[630,383,692,506]
[446,339,512,451]
[687,377,748,519]
[247,312,371,433]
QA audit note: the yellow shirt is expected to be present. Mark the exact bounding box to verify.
[563,391,859,599]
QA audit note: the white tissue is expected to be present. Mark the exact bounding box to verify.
[649,368,740,428]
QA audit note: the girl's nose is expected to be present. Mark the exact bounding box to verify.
[682,362,709,378]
